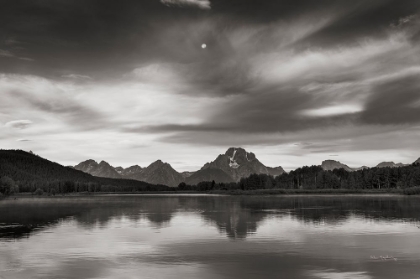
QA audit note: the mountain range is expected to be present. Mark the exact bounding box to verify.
[74,147,285,187]
[73,147,419,187]
[1,148,419,189]
[321,160,411,172]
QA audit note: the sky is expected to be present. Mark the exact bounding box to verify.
[1,0,420,171]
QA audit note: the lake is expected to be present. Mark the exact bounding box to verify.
[1,194,420,279]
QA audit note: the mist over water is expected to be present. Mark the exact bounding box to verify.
[1,195,420,279]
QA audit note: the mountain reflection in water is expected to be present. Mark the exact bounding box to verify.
[1,195,420,279]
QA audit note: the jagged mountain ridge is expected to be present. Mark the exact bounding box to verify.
[75,159,183,187]
[74,160,121,179]
[128,160,184,187]
[116,165,143,176]
[186,147,285,184]
[74,147,286,186]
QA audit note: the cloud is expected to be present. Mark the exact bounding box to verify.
[5,120,33,129]
[131,63,182,84]
[18,57,35,62]
[391,14,419,28]
[130,16,420,147]
[160,0,211,9]
[300,104,363,117]
[308,270,372,279]
[0,49,14,58]
[0,49,35,62]
[0,75,107,131]
[16,139,31,142]
[5,38,21,45]
[61,74,92,80]
[361,74,420,125]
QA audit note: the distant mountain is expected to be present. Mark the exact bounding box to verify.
[186,147,285,183]
[353,166,369,171]
[267,166,286,177]
[116,165,143,177]
[74,160,121,179]
[321,160,353,172]
[414,158,420,165]
[181,171,195,179]
[376,162,408,168]
[128,160,184,187]
[75,159,183,187]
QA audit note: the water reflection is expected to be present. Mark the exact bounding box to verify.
[1,195,420,279]
[1,195,420,240]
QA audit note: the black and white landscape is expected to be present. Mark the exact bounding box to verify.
[1,1,420,279]
[1,0,420,172]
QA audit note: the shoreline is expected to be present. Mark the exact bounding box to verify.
[2,188,417,199]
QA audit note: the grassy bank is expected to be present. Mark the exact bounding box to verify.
[403,187,420,195]
[4,188,420,198]
[208,188,406,195]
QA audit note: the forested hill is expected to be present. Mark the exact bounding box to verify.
[0,150,170,194]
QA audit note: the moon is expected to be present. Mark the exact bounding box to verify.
[201,44,207,49]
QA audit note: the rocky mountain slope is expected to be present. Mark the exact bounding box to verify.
[74,160,121,179]
[180,171,195,179]
[115,165,143,177]
[74,159,183,187]
[186,168,234,185]
[128,160,184,187]
[186,147,285,184]
[321,160,354,172]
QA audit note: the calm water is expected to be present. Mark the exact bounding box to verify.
[1,195,420,279]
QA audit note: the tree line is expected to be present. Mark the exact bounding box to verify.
[177,163,420,192]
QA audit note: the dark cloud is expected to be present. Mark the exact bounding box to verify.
[0,49,14,57]
[1,0,419,79]
[131,81,359,137]
[361,75,420,125]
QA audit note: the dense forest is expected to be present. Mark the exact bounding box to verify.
[1,149,420,195]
